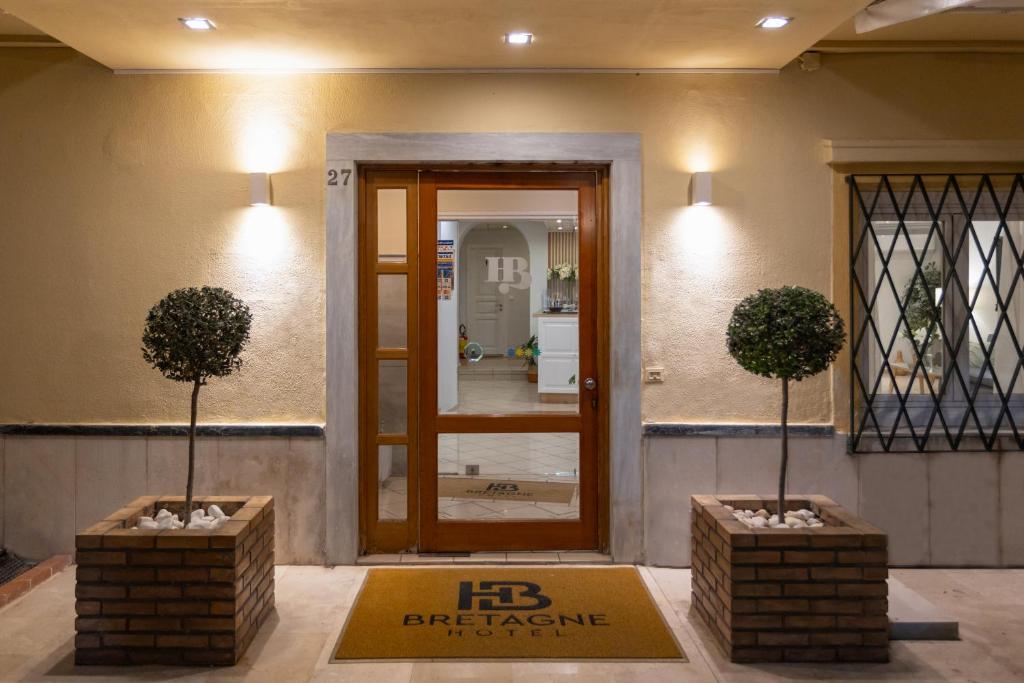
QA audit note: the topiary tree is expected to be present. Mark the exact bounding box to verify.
[727,286,845,525]
[142,287,252,515]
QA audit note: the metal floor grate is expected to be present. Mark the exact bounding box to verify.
[0,549,34,586]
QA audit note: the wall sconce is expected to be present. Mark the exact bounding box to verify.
[249,172,272,206]
[689,171,712,206]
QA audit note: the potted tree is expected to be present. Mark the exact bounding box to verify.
[75,287,275,667]
[690,286,889,664]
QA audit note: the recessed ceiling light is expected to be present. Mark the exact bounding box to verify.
[756,16,792,29]
[504,32,533,45]
[179,17,216,31]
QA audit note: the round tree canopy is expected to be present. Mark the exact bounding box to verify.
[142,286,252,384]
[727,286,845,382]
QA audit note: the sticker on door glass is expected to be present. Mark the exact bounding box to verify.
[437,239,454,301]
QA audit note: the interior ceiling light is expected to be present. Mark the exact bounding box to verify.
[504,32,533,45]
[179,17,216,30]
[755,16,792,28]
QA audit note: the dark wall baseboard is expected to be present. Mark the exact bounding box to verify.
[0,424,325,438]
[1,423,831,440]
[643,423,835,438]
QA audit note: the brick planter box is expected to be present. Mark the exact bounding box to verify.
[691,494,888,664]
[74,495,274,666]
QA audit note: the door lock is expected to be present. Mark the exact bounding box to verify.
[583,377,598,409]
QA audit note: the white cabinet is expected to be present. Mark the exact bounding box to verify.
[536,313,578,397]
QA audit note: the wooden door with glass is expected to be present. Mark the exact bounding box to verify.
[359,166,607,554]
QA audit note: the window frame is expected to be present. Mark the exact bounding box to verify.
[849,173,1024,452]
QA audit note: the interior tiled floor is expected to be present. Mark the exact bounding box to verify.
[2,566,1024,682]
[380,357,580,522]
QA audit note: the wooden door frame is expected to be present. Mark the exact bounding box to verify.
[357,164,610,554]
[326,133,642,565]
[416,168,608,552]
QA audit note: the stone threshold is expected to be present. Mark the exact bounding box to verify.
[357,551,612,565]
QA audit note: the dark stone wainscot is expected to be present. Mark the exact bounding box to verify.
[74,495,274,666]
[691,494,889,664]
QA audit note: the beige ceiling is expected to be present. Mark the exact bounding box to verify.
[0,8,44,36]
[0,0,871,71]
[825,11,1024,42]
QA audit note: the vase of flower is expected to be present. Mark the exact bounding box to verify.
[507,336,540,382]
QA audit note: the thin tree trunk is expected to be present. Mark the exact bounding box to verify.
[186,378,201,518]
[778,378,789,527]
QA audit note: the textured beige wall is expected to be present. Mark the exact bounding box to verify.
[2,49,1023,425]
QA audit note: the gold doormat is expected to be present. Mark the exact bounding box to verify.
[438,477,576,504]
[333,567,686,661]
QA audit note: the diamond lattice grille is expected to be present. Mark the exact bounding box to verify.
[850,174,1024,452]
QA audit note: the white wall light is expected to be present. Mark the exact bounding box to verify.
[689,171,713,206]
[249,172,272,206]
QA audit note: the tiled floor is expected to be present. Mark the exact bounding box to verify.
[2,566,1024,682]
[380,361,580,521]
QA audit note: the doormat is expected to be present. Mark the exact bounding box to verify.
[438,477,576,504]
[333,567,686,661]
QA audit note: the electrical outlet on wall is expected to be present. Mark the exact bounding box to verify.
[645,366,665,383]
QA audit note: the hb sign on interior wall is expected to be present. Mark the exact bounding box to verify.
[486,256,531,294]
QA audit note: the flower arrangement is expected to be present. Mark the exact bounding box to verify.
[546,262,578,281]
[507,335,541,367]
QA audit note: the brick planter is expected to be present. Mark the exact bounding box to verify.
[691,494,888,664]
[74,495,274,666]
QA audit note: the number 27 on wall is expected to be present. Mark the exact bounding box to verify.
[327,169,351,186]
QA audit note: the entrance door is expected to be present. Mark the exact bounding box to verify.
[359,167,607,554]
[466,245,505,355]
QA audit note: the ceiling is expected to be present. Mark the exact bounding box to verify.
[0,8,43,36]
[0,0,871,71]
[824,8,1024,42]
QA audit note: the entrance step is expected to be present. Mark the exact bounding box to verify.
[889,577,960,640]
[357,551,612,565]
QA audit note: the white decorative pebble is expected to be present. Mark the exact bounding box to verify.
[208,504,226,519]
[155,508,172,520]
[750,516,767,528]
[755,509,769,519]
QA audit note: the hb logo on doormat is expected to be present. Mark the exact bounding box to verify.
[458,581,552,611]
[484,483,519,493]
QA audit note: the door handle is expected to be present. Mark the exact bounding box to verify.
[583,377,597,391]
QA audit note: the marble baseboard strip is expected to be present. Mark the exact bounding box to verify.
[0,424,324,437]
[643,423,835,438]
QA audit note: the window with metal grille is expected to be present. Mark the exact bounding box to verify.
[849,174,1024,452]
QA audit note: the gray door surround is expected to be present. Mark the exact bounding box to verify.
[325,133,643,564]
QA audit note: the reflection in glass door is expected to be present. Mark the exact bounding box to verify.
[419,173,602,552]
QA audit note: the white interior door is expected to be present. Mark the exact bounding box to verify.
[467,245,506,354]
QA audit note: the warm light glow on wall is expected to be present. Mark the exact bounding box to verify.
[233,206,292,267]
[239,111,294,174]
[684,144,717,175]
[669,205,731,278]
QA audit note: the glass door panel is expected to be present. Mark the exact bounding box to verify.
[361,171,418,552]
[438,433,580,520]
[436,192,580,416]
[419,173,601,552]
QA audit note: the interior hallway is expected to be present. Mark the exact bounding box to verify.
[2,566,1022,682]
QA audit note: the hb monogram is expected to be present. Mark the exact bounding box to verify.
[457,581,552,611]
